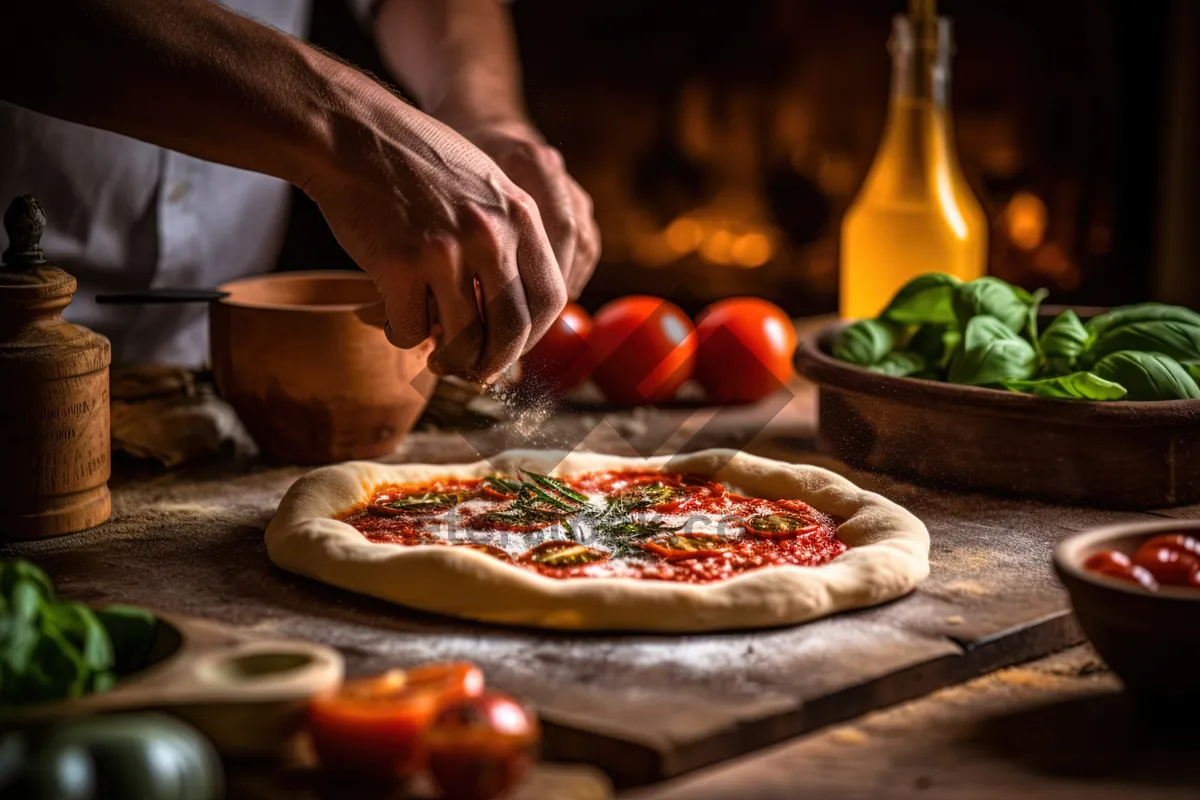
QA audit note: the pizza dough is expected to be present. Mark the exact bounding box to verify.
[265,449,930,632]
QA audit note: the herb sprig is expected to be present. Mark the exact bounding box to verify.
[479,472,684,558]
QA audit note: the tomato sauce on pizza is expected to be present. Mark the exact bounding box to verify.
[338,470,847,585]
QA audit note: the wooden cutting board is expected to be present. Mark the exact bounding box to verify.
[4,419,1192,787]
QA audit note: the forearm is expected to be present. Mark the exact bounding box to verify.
[373,0,529,133]
[0,0,383,188]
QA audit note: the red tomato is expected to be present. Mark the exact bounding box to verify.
[590,296,697,405]
[1083,550,1159,591]
[518,302,593,396]
[693,298,797,404]
[425,693,541,800]
[1132,538,1200,588]
[308,662,485,778]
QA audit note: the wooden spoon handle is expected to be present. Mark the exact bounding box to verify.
[95,288,229,304]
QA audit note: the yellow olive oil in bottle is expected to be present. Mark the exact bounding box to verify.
[839,0,987,320]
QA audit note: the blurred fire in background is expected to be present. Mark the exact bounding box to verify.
[285,0,1199,316]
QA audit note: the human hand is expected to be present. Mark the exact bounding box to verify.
[460,120,600,300]
[301,81,566,381]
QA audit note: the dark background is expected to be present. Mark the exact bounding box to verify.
[278,0,1200,316]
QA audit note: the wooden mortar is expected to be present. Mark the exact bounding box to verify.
[0,195,111,540]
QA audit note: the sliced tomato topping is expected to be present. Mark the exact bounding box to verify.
[453,543,514,563]
[469,508,563,533]
[369,482,477,517]
[744,513,821,539]
[642,533,731,561]
[479,475,521,501]
[518,540,609,568]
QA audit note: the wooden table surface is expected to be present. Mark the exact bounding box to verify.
[5,359,1199,799]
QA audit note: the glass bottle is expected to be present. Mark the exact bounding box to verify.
[839,4,988,320]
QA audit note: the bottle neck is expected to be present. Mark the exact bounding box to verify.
[874,15,959,187]
[889,42,950,110]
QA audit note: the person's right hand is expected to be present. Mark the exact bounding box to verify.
[300,79,567,382]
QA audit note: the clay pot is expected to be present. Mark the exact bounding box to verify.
[209,271,434,464]
[1055,520,1200,708]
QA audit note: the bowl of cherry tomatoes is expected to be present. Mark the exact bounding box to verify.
[1054,521,1200,707]
[516,296,798,406]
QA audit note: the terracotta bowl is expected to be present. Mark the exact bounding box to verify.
[1054,520,1200,707]
[210,271,435,464]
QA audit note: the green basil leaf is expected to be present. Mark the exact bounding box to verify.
[1092,351,1200,401]
[1083,319,1200,367]
[879,273,962,325]
[1026,288,1050,355]
[953,277,1032,333]
[40,602,113,675]
[94,606,157,676]
[1185,362,1200,383]
[832,319,896,366]
[0,580,46,676]
[1003,372,1128,401]
[0,560,56,605]
[1084,303,1200,338]
[867,351,927,378]
[947,315,1038,386]
[1039,310,1089,375]
[906,323,957,372]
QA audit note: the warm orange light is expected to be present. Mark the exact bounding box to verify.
[730,232,773,268]
[664,217,703,254]
[1003,191,1048,251]
[699,229,735,265]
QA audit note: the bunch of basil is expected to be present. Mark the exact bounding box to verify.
[0,560,157,708]
[833,274,1200,401]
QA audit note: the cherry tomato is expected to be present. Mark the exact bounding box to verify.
[1083,550,1159,591]
[1132,537,1200,588]
[590,296,697,405]
[518,541,609,568]
[693,298,797,404]
[425,693,540,800]
[641,533,731,561]
[1139,533,1200,558]
[518,302,593,396]
[308,662,485,778]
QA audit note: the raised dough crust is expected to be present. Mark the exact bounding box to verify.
[265,449,930,632]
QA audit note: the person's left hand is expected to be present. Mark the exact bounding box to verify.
[460,121,600,300]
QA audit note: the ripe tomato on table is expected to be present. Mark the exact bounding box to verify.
[590,296,697,405]
[425,693,541,800]
[517,302,593,397]
[307,662,485,779]
[693,298,797,403]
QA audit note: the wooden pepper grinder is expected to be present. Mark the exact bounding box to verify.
[0,195,112,538]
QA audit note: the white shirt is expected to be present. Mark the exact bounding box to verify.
[0,0,376,367]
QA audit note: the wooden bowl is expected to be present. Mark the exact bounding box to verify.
[210,271,436,464]
[795,322,1200,509]
[2,610,344,757]
[1055,521,1200,707]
